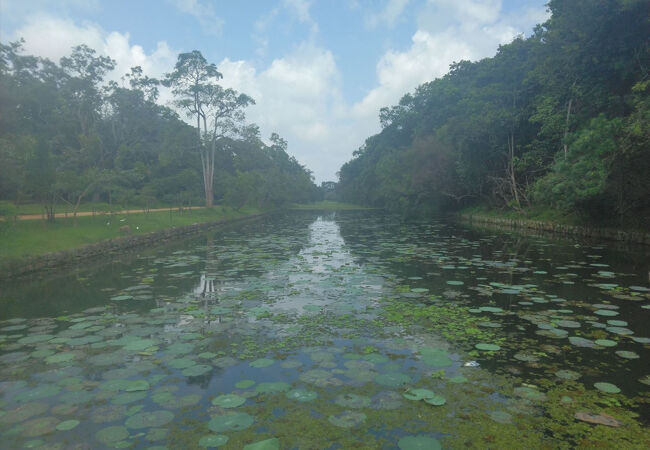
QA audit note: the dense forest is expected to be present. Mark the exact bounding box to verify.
[338,0,649,226]
[0,43,318,220]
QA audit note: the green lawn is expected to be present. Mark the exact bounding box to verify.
[0,206,263,261]
[289,201,376,211]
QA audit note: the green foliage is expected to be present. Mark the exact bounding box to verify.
[533,115,622,211]
[337,0,649,225]
[0,41,317,213]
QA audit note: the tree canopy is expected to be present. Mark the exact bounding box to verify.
[0,42,319,218]
[337,0,649,226]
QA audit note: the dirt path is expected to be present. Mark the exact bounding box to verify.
[16,206,205,221]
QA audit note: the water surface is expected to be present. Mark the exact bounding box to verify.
[1,211,649,448]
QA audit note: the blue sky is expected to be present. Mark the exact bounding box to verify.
[1,0,548,182]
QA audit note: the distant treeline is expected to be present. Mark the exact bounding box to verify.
[337,0,649,226]
[0,42,319,220]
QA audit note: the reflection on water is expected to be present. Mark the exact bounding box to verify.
[0,211,649,448]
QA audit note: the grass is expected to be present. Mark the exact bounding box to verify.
[459,204,583,226]
[0,206,264,261]
[289,201,376,211]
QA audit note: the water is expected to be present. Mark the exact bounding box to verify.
[1,211,649,448]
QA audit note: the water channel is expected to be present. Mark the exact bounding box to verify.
[1,211,649,448]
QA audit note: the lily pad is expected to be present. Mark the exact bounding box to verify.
[255,382,290,393]
[198,434,229,448]
[595,339,617,347]
[208,412,254,432]
[403,388,435,401]
[594,382,620,394]
[182,365,212,377]
[374,372,410,387]
[575,411,622,427]
[328,411,367,428]
[615,350,639,359]
[56,419,80,431]
[475,343,500,351]
[250,358,274,368]
[96,426,129,444]
[423,394,446,406]
[398,435,442,450]
[212,394,246,408]
[334,393,371,408]
[125,410,174,428]
[555,369,581,381]
[286,388,318,402]
[243,438,280,450]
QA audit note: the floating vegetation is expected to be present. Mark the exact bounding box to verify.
[0,213,648,449]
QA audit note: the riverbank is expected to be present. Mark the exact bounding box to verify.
[0,206,268,279]
[459,207,650,245]
[289,201,376,211]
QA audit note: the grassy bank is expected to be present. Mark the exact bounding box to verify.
[0,206,263,261]
[459,204,583,226]
[289,201,376,211]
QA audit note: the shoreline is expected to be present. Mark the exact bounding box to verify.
[458,212,650,246]
[0,211,271,280]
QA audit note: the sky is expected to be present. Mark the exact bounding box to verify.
[1,0,549,182]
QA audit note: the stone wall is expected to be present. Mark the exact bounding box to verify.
[458,213,650,245]
[1,212,269,279]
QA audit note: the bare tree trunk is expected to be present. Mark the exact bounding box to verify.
[563,98,573,159]
[508,133,521,208]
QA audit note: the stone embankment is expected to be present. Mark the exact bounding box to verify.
[1,213,268,279]
[459,213,650,246]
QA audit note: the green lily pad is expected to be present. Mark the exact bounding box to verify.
[334,393,371,408]
[594,382,620,393]
[423,394,446,406]
[328,411,367,428]
[403,388,435,401]
[96,426,129,444]
[555,369,581,380]
[22,416,60,437]
[168,358,196,369]
[475,343,500,351]
[255,382,291,393]
[286,388,318,402]
[235,380,256,389]
[594,309,618,317]
[125,410,174,428]
[514,386,547,401]
[595,339,617,347]
[15,384,61,402]
[243,438,280,450]
[374,372,411,387]
[212,394,246,408]
[208,412,255,432]
[182,365,212,377]
[398,435,442,450]
[198,434,229,448]
[56,419,80,431]
[615,350,639,359]
[45,352,76,364]
[250,358,274,368]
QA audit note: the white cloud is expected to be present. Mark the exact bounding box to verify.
[217,43,354,181]
[367,0,410,28]
[169,0,224,36]
[13,15,177,97]
[282,0,319,33]
[353,0,548,121]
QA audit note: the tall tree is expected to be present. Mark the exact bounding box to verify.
[165,51,255,207]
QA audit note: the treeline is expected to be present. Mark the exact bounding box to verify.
[0,42,318,220]
[338,0,649,226]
